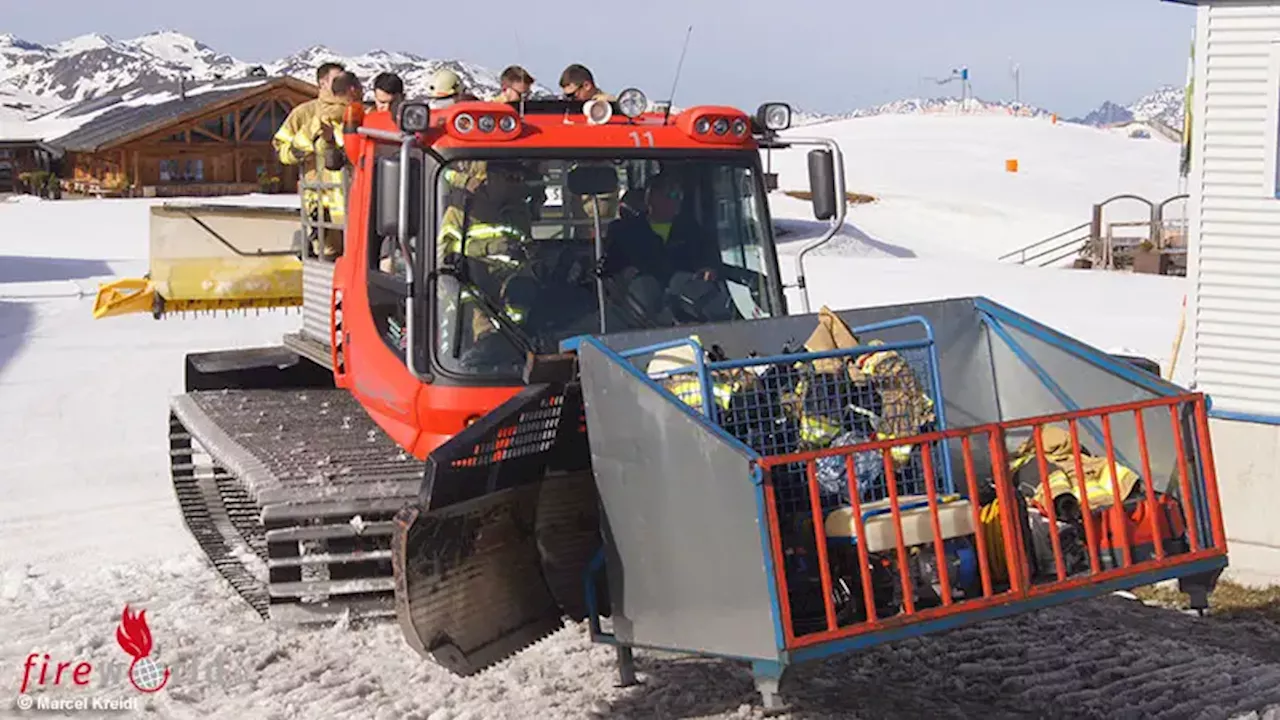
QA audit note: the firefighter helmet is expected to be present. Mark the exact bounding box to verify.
[428,68,462,99]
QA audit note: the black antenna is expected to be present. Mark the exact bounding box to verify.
[514,30,527,116]
[663,25,694,124]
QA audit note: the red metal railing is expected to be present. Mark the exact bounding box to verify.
[758,393,1226,651]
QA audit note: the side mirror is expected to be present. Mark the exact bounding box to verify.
[374,155,422,238]
[807,149,837,221]
[567,165,619,196]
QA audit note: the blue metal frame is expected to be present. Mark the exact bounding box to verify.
[1209,408,1280,426]
[973,298,1183,398]
[979,309,1151,473]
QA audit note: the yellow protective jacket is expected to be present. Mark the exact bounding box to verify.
[437,203,532,266]
[793,307,936,467]
[1009,425,1140,511]
[273,96,349,222]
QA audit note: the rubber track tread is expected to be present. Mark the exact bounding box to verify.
[169,388,422,621]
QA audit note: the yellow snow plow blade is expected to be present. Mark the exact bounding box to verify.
[93,277,157,318]
[93,202,305,319]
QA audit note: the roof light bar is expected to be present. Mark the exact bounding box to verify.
[440,102,522,141]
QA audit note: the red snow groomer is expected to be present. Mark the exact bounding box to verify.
[158,87,1228,710]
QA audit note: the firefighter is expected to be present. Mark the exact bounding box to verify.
[273,62,350,260]
[436,163,536,354]
[425,68,488,193]
[493,65,534,103]
[558,64,613,102]
[372,72,404,114]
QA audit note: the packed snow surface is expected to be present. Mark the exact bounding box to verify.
[772,114,1184,261]
[0,114,1270,718]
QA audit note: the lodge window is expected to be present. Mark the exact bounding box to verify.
[160,159,204,182]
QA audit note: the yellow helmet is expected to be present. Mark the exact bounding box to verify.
[427,68,462,99]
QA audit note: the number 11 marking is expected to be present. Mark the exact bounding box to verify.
[629,131,655,147]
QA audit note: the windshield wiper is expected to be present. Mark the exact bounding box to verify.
[439,258,540,358]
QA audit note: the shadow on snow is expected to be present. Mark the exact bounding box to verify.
[774,220,917,259]
[0,256,117,284]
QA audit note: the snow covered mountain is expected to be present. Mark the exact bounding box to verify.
[0,31,553,122]
[264,45,552,106]
[1127,84,1186,130]
[0,31,247,117]
[1070,85,1187,131]
[1,29,1189,132]
[794,97,1054,127]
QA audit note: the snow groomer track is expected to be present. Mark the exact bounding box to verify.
[168,387,422,622]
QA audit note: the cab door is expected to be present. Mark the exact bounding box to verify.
[341,140,431,452]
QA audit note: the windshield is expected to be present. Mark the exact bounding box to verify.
[432,155,776,377]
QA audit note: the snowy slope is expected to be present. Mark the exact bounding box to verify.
[795,96,1054,127]
[0,112,1273,718]
[771,113,1183,263]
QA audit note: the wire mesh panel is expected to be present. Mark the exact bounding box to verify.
[621,323,948,507]
[618,322,949,637]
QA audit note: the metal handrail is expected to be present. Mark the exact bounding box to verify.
[998,221,1090,264]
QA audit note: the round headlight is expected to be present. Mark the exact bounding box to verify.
[617,87,648,119]
[694,117,711,134]
[731,118,748,136]
[498,114,518,133]
[712,117,729,136]
[477,114,496,132]
[453,113,474,133]
[584,99,613,125]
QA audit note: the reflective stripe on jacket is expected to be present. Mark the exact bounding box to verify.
[437,204,531,262]
[1009,425,1140,511]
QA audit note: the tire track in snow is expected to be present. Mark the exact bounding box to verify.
[5,556,1280,719]
[603,596,1280,719]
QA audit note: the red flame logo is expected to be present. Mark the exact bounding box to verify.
[115,604,170,693]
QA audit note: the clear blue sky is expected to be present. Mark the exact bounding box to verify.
[3,0,1197,116]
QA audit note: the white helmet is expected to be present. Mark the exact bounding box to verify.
[427,68,462,99]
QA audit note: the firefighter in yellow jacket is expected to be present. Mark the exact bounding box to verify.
[273,62,350,260]
[436,162,535,349]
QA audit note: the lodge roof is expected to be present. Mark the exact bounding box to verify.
[44,75,316,153]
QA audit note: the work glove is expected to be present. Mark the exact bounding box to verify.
[323,147,345,172]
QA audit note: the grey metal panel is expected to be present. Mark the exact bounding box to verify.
[301,258,333,345]
[988,323,1179,494]
[48,78,276,152]
[577,341,780,661]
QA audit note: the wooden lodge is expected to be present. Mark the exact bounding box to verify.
[0,139,61,194]
[46,75,318,197]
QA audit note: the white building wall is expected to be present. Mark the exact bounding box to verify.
[1188,2,1280,584]
[1190,3,1280,417]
